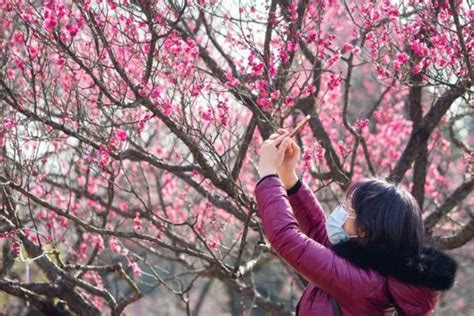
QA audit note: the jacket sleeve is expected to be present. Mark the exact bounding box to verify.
[286,178,331,247]
[254,175,373,302]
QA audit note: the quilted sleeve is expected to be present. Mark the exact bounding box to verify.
[286,178,331,247]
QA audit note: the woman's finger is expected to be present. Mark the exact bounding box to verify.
[287,143,294,155]
[277,137,292,157]
[269,130,288,140]
[273,134,289,147]
[266,132,288,143]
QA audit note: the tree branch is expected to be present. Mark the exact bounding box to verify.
[427,217,474,250]
[387,82,468,183]
[424,178,474,231]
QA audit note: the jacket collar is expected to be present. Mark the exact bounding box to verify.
[330,239,458,291]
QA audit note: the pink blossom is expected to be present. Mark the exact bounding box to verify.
[284,96,294,107]
[302,148,312,169]
[137,115,150,134]
[190,83,204,96]
[13,32,25,44]
[314,144,325,161]
[92,235,105,252]
[410,40,428,57]
[118,202,129,212]
[185,39,199,57]
[28,45,38,60]
[304,85,316,96]
[150,85,161,99]
[373,110,391,124]
[342,43,353,53]
[66,24,79,37]
[288,1,297,13]
[22,13,32,23]
[387,8,400,18]
[97,144,110,169]
[128,261,142,277]
[13,59,24,72]
[59,217,68,228]
[396,52,409,64]
[279,49,289,63]
[287,41,297,52]
[393,60,401,71]
[161,101,172,116]
[115,129,127,141]
[7,69,15,79]
[201,108,213,121]
[327,74,341,90]
[252,62,265,76]
[422,58,431,68]
[436,58,447,68]
[325,53,340,68]
[269,64,277,77]
[225,72,240,88]
[351,47,361,55]
[4,118,16,130]
[38,210,48,220]
[271,90,281,100]
[288,1,298,21]
[153,13,164,23]
[217,102,229,126]
[44,16,58,31]
[412,63,423,75]
[256,97,272,111]
[354,119,369,130]
[255,80,268,95]
[11,239,21,258]
[109,237,121,253]
[86,153,95,164]
[336,140,348,156]
[303,149,312,161]
[133,212,142,231]
[375,65,387,76]
[306,31,317,44]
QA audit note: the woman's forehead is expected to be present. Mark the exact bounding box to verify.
[342,199,356,215]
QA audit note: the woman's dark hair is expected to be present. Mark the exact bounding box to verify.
[346,178,424,254]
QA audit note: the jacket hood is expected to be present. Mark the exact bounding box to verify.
[330,239,458,291]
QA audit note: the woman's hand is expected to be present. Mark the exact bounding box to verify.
[257,131,293,178]
[267,129,301,188]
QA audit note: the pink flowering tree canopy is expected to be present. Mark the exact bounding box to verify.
[0,0,472,314]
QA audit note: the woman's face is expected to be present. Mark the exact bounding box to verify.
[342,199,359,237]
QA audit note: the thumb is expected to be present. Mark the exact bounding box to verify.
[292,141,300,156]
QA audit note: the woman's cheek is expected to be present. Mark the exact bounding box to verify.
[343,218,358,236]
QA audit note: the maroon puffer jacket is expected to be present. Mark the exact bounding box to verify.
[254,175,458,316]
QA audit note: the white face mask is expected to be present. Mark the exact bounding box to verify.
[326,204,358,244]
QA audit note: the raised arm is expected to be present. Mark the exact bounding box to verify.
[254,175,375,303]
[256,174,331,247]
[286,177,331,247]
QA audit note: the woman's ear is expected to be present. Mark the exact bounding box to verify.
[357,226,366,238]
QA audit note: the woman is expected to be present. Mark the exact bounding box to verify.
[254,130,458,315]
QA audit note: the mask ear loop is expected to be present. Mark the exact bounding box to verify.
[341,202,358,238]
[338,202,355,219]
